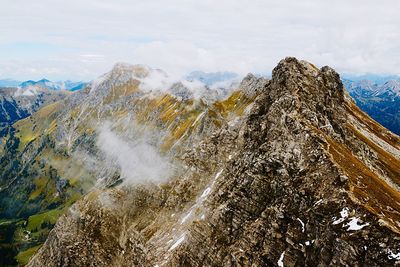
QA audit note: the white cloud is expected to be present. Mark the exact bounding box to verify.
[96,122,173,185]
[0,0,399,80]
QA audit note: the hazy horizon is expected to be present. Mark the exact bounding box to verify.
[1,66,399,84]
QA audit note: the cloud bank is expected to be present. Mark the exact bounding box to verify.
[0,0,399,80]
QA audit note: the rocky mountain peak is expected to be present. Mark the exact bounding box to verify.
[90,63,169,93]
[247,57,348,143]
[37,78,51,83]
[111,62,151,79]
[270,57,345,105]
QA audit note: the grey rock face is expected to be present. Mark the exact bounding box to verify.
[239,73,269,98]
[28,58,400,267]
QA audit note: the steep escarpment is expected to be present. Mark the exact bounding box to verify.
[28,58,400,266]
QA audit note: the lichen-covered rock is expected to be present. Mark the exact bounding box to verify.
[28,57,400,267]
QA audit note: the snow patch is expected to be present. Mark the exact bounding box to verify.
[332,208,349,225]
[181,210,193,224]
[313,199,323,206]
[228,117,241,127]
[215,169,224,180]
[345,217,369,231]
[332,208,369,230]
[191,111,206,127]
[169,234,185,251]
[278,251,285,267]
[305,240,315,246]
[297,218,305,232]
[201,187,211,198]
[179,169,223,226]
[388,249,400,260]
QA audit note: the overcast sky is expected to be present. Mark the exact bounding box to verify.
[0,0,399,81]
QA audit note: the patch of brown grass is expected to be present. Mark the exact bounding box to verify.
[347,124,400,187]
[316,126,400,233]
[345,101,400,149]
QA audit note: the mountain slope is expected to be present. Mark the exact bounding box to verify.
[0,63,258,265]
[27,58,400,266]
[0,87,69,127]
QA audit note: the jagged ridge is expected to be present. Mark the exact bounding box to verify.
[26,57,400,266]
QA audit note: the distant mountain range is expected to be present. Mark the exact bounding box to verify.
[342,74,400,85]
[0,79,80,130]
[186,71,239,86]
[0,79,21,87]
[0,79,87,91]
[0,87,70,128]
[342,78,400,135]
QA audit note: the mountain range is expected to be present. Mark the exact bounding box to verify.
[1,72,399,136]
[343,79,400,135]
[342,74,400,85]
[0,58,399,266]
[0,87,70,128]
[0,79,87,92]
[0,79,87,134]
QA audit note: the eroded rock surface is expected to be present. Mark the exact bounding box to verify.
[28,58,400,267]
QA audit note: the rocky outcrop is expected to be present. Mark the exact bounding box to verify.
[28,57,400,266]
[239,73,269,98]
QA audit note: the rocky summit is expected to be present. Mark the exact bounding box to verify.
[18,57,399,266]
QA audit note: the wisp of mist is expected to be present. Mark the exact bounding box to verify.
[97,122,173,185]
